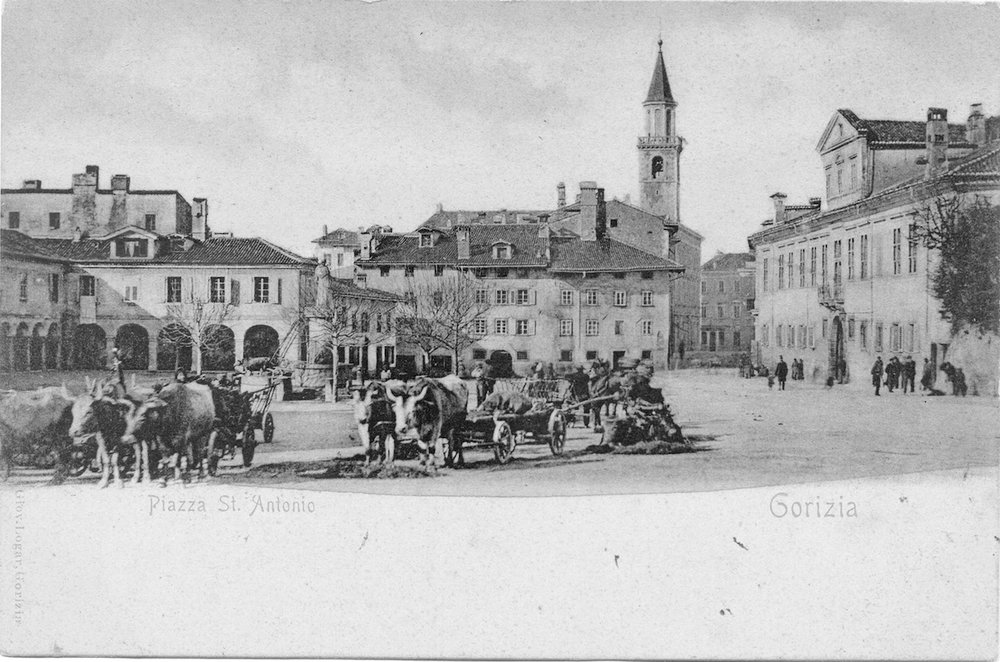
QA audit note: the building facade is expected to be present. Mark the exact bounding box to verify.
[697,252,756,360]
[1,166,315,374]
[749,105,1000,394]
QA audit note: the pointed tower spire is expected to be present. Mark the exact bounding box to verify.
[645,38,675,105]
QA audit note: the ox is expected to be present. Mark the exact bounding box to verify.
[0,386,74,483]
[352,381,399,465]
[386,375,468,472]
[122,381,217,486]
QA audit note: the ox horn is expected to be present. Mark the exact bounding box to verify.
[384,387,399,404]
[415,385,429,402]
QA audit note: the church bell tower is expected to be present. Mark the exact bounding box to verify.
[638,39,681,225]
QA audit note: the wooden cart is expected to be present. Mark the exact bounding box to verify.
[446,405,567,466]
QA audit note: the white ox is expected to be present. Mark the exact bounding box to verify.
[386,375,468,471]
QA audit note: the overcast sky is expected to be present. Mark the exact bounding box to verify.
[3,1,999,259]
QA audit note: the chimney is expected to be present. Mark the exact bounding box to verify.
[925,107,949,177]
[456,225,471,260]
[436,202,444,213]
[966,103,986,145]
[538,223,551,260]
[322,224,328,238]
[770,192,788,224]
[359,229,373,260]
[623,193,631,205]
[71,165,99,232]
[72,227,83,243]
[578,181,602,241]
[192,198,209,240]
[557,182,566,208]
[809,197,822,209]
[111,174,130,192]
[22,180,41,190]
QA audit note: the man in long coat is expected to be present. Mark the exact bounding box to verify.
[871,356,884,396]
[775,356,789,391]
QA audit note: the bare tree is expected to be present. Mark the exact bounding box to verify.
[163,295,238,374]
[911,195,1000,336]
[396,269,493,372]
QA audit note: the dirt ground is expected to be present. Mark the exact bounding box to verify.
[6,368,994,496]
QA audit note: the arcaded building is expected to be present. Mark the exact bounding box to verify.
[749,105,1000,394]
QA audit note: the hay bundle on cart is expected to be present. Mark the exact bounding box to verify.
[599,369,687,449]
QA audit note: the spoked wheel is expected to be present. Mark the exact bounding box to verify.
[263,413,275,443]
[445,429,462,468]
[66,449,90,478]
[242,423,257,467]
[548,410,566,456]
[492,421,515,465]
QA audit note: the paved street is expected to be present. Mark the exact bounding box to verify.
[5,370,996,494]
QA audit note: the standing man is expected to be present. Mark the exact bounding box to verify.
[568,365,591,427]
[902,356,916,393]
[884,357,898,393]
[920,358,934,391]
[871,356,884,396]
[775,356,788,391]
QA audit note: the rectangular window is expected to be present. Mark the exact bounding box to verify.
[432,292,444,307]
[789,325,796,348]
[848,317,855,340]
[641,350,652,360]
[472,349,487,360]
[847,238,855,280]
[798,249,805,287]
[821,244,828,284]
[420,233,433,247]
[494,319,508,335]
[559,320,573,337]
[641,320,653,336]
[907,323,915,352]
[641,271,653,280]
[585,319,599,336]
[787,252,794,288]
[640,290,653,306]
[8,211,20,229]
[892,228,902,275]
[701,304,707,319]
[473,318,486,336]
[776,325,783,347]
[718,330,726,348]
[495,290,509,305]
[763,258,769,291]
[515,350,529,361]
[253,276,269,303]
[613,272,625,280]
[584,290,598,306]
[515,320,530,336]
[337,253,345,267]
[837,168,843,194]
[908,225,918,273]
[733,302,741,319]
[560,350,573,362]
[614,291,627,307]
[123,285,139,303]
[209,276,226,303]
[516,269,530,278]
[586,350,598,361]
[145,214,156,231]
[585,273,599,280]
[434,265,445,277]
[475,289,489,305]
[166,276,182,303]
[18,274,28,302]
[560,290,573,306]
[761,324,769,347]
[717,280,725,294]
[80,275,95,297]
[717,304,725,318]
[860,234,869,279]
[822,318,828,339]
[809,247,817,286]
[473,268,488,278]
[808,325,815,348]
[49,212,61,229]
[890,323,900,351]
[860,321,869,350]
[380,266,390,277]
[614,320,625,335]
[495,268,509,278]
[734,280,741,295]
[875,323,884,352]
[609,218,618,228]
[701,281,707,294]
[48,273,59,302]
[404,265,415,278]
[516,289,530,305]
[778,255,785,289]
[850,163,857,189]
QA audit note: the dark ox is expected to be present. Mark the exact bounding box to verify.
[352,381,399,465]
[0,386,74,482]
[124,381,216,486]
[387,375,468,471]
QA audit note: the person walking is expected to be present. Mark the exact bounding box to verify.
[920,358,934,391]
[884,357,899,393]
[902,356,916,393]
[568,365,591,427]
[775,356,789,391]
[871,356,884,396]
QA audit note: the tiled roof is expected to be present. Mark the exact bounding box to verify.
[703,252,754,271]
[874,142,1000,196]
[420,209,551,230]
[0,188,181,196]
[312,227,360,246]
[21,235,312,266]
[645,45,675,104]
[327,278,402,302]
[548,237,682,273]
[0,230,64,262]
[837,109,974,147]
[359,225,550,267]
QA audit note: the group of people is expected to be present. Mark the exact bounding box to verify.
[870,355,921,396]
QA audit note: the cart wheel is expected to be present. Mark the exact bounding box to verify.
[492,421,515,465]
[66,450,89,478]
[242,423,256,467]
[263,413,275,444]
[548,410,566,456]
[445,429,462,468]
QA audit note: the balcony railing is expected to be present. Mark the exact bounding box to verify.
[818,282,844,308]
[636,135,679,148]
